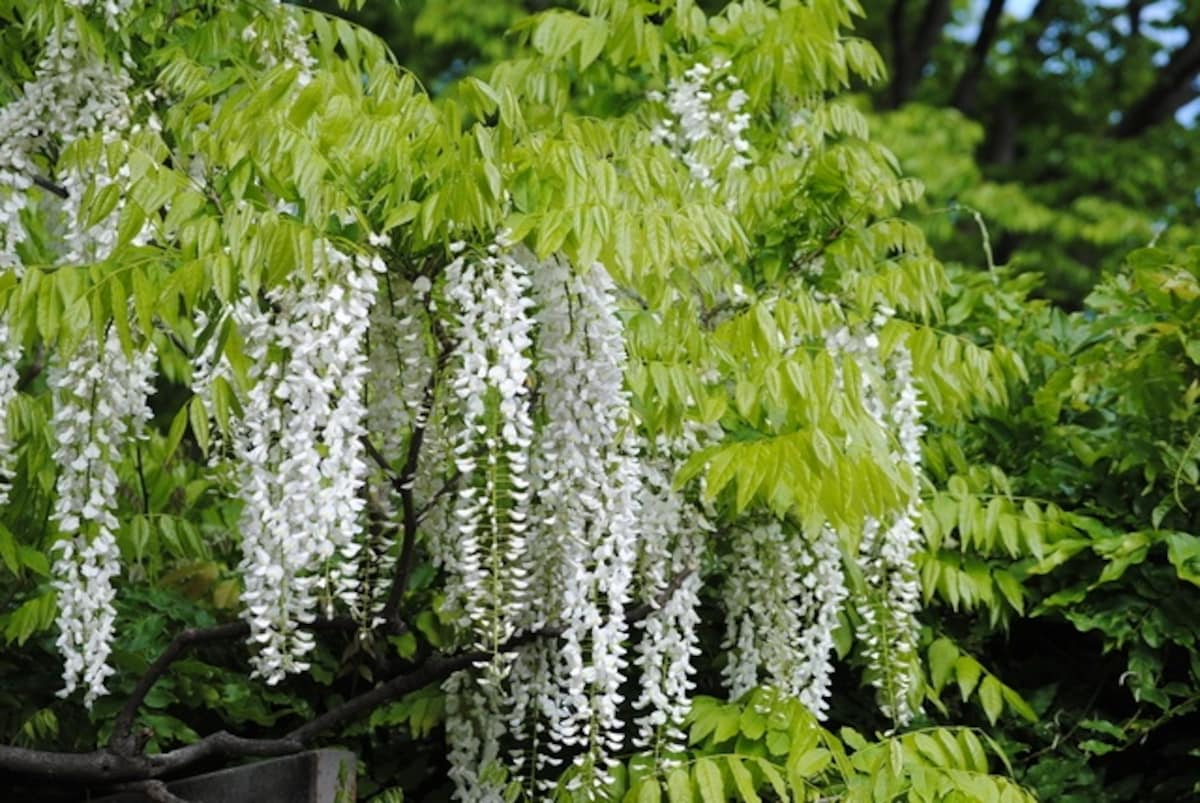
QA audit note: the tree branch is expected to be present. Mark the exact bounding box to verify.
[981,0,1057,164]
[886,0,909,109]
[1128,0,1143,37]
[32,173,69,199]
[886,0,952,108]
[376,372,439,629]
[626,567,694,623]
[951,0,1006,114]
[108,622,248,755]
[16,344,44,393]
[0,566,700,786]
[1113,24,1200,138]
[417,471,460,522]
[108,618,358,756]
[111,780,194,803]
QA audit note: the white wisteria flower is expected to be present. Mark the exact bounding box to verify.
[649,59,752,189]
[722,519,846,718]
[229,243,382,683]
[437,239,536,653]
[49,328,156,707]
[630,434,710,754]
[0,323,22,506]
[0,20,133,275]
[522,256,641,796]
[828,313,927,726]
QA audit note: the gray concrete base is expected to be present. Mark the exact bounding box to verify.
[94,749,356,803]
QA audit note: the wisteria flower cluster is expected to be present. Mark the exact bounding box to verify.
[221,244,384,683]
[366,277,433,464]
[438,237,536,654]
[0,15,150,707]
[0,324,21,507]
[649,60,752,189]
[0,20,133,275]
[855,342,926,725]
[525,257,642,795]
[630,438,709,754]
[827,311,927,726]
[722,519,846,719]
[49,328,156,707]
[439,251,677,803]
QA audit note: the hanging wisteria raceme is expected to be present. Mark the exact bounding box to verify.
[359,271,434,624]
[438,239,540,803]
[444,670,511,803]
[827,312,927,726]
[1,16,151,710]
[648,59,751,190]
[188,307,236,459]
[0,19,133,275]
[366,275,433,465]
[49,327,156,707]
[524,257,641,796]
[854,342,926,726]
[437,237,536,654]
[453,255,645,802]
[630,436,709,755]
[0,324,21,506]
[226,243,383,684]
[722,519,846,717]
[793,525,848,719]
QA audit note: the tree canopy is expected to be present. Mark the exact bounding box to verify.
[0,1,1197,802]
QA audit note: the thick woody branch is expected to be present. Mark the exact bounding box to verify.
[0,569,699,787]
[417,471,460,522]
[108,622,248,755]
[110,780,193,803]
[626,567,694,623]
[885,0,952,108]
[109,618,357,756]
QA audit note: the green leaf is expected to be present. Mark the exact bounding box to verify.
[188,397,211,455]
[928,637,959,692]
[3,592,56,645]
[788,747,831,779]
[979,675,1004,725]
[753,758,788,799]
[1001,687,1038,723]
[0,523,19,575]
[19,548,49,578]
[956,655,982,700]
[726,756,760,802]
[163,404,190,463]
[739,705,766,740]
[694,758,724,803]
[993,570,1025,614]
[666,767,691,803]
[636,779,662,803]
[1165,532,1200,588]
[765,729,790,757]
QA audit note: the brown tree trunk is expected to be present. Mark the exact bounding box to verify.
[1113,26,1200,138]
[952,0,1007,114]
[887,0,953,108]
